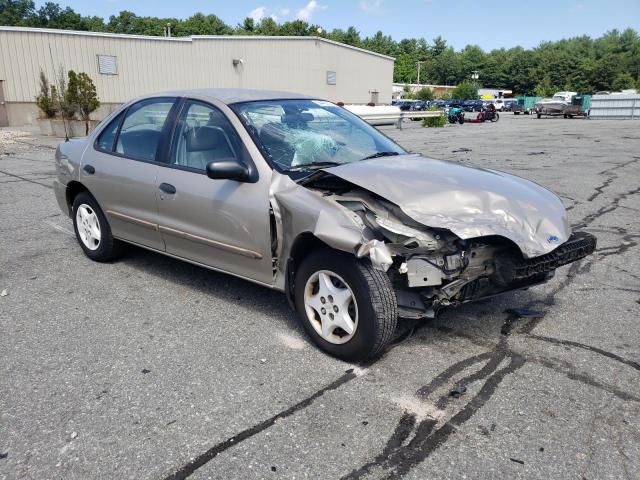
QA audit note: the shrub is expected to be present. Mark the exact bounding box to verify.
[422,111,446,128]
[415,87,434,100]
[451,81,479,100]
[35,69,57,118]
[66,70,100,134]
[56,66,76,120]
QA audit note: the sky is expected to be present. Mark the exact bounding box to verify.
[36,0,640,51]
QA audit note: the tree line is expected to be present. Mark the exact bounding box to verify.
[2,0,639,95]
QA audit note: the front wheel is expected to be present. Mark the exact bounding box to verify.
[72,191,124,262]
[294,250,397,361]
[458,115,465,124]
[491,113,499,122]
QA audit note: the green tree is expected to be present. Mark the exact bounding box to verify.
[451,81,479,99]
[0,0,36,26]
[179,13,231,35]
[66,70,100,134]
[35,69,57,118]
[611,72,635,91]
[534,74,557,97]
[415,87,434,100]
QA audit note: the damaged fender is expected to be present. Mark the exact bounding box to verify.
[269,173,394,288]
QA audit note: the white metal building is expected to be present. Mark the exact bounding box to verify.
[0,27,395,126]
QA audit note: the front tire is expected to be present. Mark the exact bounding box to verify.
[72,191,124,262]
[294,250,397,361]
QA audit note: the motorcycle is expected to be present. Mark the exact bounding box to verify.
[482,105,499,122]
[447,106,465,124]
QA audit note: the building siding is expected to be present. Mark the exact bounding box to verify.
[0,27,394,125]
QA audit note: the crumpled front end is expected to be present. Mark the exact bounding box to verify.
[270,160,595,318]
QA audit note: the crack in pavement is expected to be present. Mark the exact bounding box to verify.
[161,369,359,480]
[0,169,53,189]
[342,164,639,478]
[587,158,640,203]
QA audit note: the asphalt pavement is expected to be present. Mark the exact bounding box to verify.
[1,114,639,480]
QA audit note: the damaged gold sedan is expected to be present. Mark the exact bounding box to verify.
[54,90,596,361]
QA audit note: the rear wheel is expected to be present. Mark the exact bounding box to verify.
[537,112,542,118]
[72,191,124,262]
[294,250,397,361]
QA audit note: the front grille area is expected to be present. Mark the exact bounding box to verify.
[511,231,597,281]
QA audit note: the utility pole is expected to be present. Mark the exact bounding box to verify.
[417,60,426,85]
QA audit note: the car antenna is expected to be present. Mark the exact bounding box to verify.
[48,43,69,142]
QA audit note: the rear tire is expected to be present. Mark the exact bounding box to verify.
[294,249,397,361]
[72,191,124,262]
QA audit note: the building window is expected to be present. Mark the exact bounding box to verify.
[97,55,117,75]
[326,71,336,85]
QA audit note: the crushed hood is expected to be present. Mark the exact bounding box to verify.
[322,155,570,258]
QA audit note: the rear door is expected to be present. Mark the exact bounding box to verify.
[155,99,273,284]
[80,97,178,250]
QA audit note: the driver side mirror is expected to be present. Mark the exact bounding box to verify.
[206,158,250,182]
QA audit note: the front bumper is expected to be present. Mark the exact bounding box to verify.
[506,232,597,282]
[457,231,597,304]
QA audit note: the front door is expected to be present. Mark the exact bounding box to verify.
[81,97,178,251]
[0,81,9,127]
[156,99,273,284]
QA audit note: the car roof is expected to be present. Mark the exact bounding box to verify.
[139,88,316,105]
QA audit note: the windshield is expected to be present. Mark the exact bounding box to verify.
[231,99,406,173]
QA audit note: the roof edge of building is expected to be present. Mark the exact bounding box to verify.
[0,26,395,62]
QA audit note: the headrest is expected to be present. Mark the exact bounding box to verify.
[281,112,314,127]
[186,126,229,152]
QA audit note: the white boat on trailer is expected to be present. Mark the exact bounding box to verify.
[535,91,577,117]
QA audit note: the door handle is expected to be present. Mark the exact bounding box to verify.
[83,164,95,175]
[159,183,176,194]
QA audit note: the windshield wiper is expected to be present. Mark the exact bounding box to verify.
[360,151,400,161]
[286,161,344,172]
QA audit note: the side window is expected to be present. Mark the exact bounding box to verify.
[170,101,242,171]
[96,111,124,152]
[115,98,176,161]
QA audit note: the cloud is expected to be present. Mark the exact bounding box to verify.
[249,6,268,22]
[359,0,384,13]
[297,1,323,21]
[279,7,290,16]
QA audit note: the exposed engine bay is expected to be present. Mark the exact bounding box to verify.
[293,171,597,319]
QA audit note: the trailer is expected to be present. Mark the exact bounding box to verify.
[512,96,542,115]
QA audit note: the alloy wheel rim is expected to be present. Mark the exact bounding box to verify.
[76,204,101,250]
[303,270,358,345]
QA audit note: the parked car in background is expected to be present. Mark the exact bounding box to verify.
[53,88,596,361]
[463,100,484,112]
[410,100,430,111]
[502,99,517,111]
[396,100,418,111]
[493,99,505,111]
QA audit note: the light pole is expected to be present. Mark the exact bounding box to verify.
[416,61,426,85]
